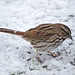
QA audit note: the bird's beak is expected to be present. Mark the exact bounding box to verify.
[69,35,73,40]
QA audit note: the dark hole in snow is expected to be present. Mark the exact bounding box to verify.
[16,47,19,49]
[69,42,73,45]
[42,65,47,68]
[39,53,42,56]
[70,62,75,66]
[70,58,75,66]
[27,51,31,54]
[69,15,74,17]
[27,58,31,61]
[60,57,63,60]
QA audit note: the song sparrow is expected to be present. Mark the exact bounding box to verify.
[0,23,72,63]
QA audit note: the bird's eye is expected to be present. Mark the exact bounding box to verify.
[66,32,69,35]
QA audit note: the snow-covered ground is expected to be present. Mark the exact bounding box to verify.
[0,0,75,75]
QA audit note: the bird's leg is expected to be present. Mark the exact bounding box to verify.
[48,51,59,57]
[36,50,43,63]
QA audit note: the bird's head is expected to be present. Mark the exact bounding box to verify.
[60,24,73,40]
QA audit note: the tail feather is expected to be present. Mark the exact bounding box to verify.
[0,28,25,36]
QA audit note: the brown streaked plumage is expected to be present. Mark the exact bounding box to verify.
[0,23,72,63]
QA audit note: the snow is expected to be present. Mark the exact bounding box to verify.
[0,0,75,75]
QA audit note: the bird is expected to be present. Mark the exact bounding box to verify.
[0,23,72,63]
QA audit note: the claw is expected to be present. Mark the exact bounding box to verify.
[52,54,59,58]
[48,51,59,58]
[36,57,43,63]
[36,50,43,63]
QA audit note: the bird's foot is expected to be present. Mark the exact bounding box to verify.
[36,57,43,63]
[48,51,60,58]
[52,54,59,58]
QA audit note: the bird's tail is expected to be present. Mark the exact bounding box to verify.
[0,28,25,36]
